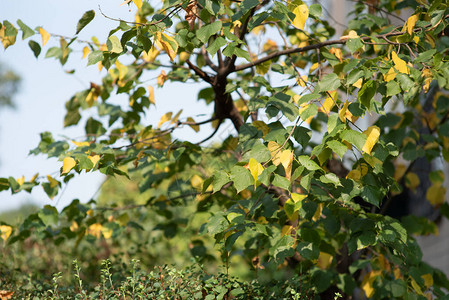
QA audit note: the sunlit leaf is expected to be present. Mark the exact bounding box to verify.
[39,27,50,46]
[158,112,173,128]
[148,85,155,104]
[0,225,12,241]
[248,158,264,188]
[391,51,409,74]
[280,150,293,180]
[362,126,380,155]
[407,14,419,35]
[290,4,309,30]
[62,157,76,174]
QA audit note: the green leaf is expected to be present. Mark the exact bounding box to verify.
[196,21,222,44]
[340,129,366,151]
[297,156,321,171]
[317,73,341,92]
[0,177,9,192]
[230,166,252,193]
[320,173,341,187]
[347,37,364,53]
[272,174,290,190]
[327,140,347,158]
[87,50,103,66]
[308,4,322,18]
[206,36,226,56]
[347,68,364,85]
[386,80,401,97]
[242,143,271,162]
[28,40,41,58]
[107,35,123,53]
[17,19,34,40]
[300,104,318,122]
[213,172,230,192]
[38,205,59,226]
[358,80,376,108]
[76,10,95,34]
[293,126,312,148]
[45,47,62,58]
[234,47,251,62]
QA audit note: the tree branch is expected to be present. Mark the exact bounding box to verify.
[186,59,213,83]
[233,29,417,72]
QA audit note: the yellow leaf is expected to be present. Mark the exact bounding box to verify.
[426,183,446,207]
[88,155,100,167]
[190,174,203,190]
[101,226,113,239]
[394,267,402,279]
[157,70,167,86]
[72,140,90,147]
[407,14,419,35]
[338,100,358,123]
[85,89,98,107]
[319,91,336,114]
[0,26,16,50]
[281,225,293,236]
[309,62,319,73]
[248,158,264,188]
[361,270,382,298]
[362,126,380,155]
[422,68,432,93]
[47,175,59,188]
[120,0,132,6]
[88,223,103,239]
[312,202,323,221]
[296,75,308,87]
[340,30,359,40]
[317,252,333,269]
[391,51,410,74]
[353,78,363,89]
[0,225,12,241]
[252,120,270,137]
[70,221,79,232]
[329,47,343,62]
[158,112,172,128]
[384,67,397,82]
[171,109,183,124]
[82,46,90,59]
[410,277,424,295]
[30,173,39,183]
[142,46,160,63]
[132,0,142,9]
[97,61,103,72]
[405,172,420,192]
[346,169,361,181]
[262,39,277,52]
[62,157,76,174]
[148,85,155,104]
[421,273,433,289]
[39,27,50,47]
[377,254,391,272]
[156,32,178,62]
[280,150,293,180]
[290,4,309,30]
[115,60,128,81]
[186,117,199,132]
[17,176,25,186]
[267,141,282,166]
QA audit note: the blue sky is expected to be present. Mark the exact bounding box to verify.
[0,1,224,211]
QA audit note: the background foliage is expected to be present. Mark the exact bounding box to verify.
[1,0,449,298]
